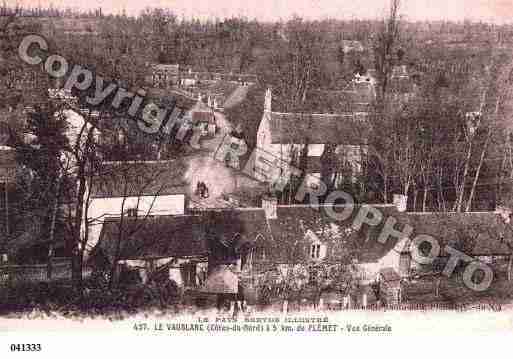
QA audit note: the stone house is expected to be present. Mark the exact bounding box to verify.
[249,202,412,285]
[84,160,188,256]
[150,64,180,88]
[93,215,208,287]
[190,96,217,137]
[91,192,513,305]
[92,207,274,291]
[255,74,374,189]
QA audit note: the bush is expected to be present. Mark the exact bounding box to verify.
[0,280,80,314]
[0,276,182,316]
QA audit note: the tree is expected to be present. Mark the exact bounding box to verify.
[369,0,403,204]
[13,103,70,275]
[373,0,401,103]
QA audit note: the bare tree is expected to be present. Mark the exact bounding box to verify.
[369,0,403,204]
[373,0,401,103]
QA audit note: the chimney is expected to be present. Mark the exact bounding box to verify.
[262,196,277,219]
[393,194,408,212]
[398,251,411,278]
[264,88,272,113]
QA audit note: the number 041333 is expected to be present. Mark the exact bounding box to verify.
[10,344,42,352]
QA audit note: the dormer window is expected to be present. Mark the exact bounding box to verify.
[310,243,326,260]
[310,244,320,259]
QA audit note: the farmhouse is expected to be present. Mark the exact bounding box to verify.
[85,160,188,255]
[256,74,374,188]
[90,192,513,306]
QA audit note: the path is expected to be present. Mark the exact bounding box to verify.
[223,85,250,109]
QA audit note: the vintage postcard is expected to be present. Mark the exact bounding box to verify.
[2,0,513,354]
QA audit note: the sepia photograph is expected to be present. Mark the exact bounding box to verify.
[2,0,513,352]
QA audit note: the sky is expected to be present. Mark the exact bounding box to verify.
[10,0,513,23]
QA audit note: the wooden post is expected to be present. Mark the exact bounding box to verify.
[282,299,288,313]
[4,182,8,237]
[435,277,441,298]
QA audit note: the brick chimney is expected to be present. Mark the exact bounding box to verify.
[262,196,277,219]
[398,252,411,278]
[393,194,408,212]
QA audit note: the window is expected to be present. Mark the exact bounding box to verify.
[181,263,197,287]
[254,246,266,261]
[126,208,138,217]
[310,244,321,259]
[309,242,326,261]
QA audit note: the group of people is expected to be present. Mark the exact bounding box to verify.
[196,181,209,198]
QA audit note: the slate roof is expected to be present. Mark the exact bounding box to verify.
[268,112,370,144]
[265,204,406,264]
[95,208,274,263]
[147,89,197,111]
[266,80,373,145]
[90,160,188,198]
[96,215,208,261]
[153,64,179,75]
[94,201,512,267]
[198,208,274,263]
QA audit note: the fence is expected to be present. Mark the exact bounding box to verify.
[0,259,72,283]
